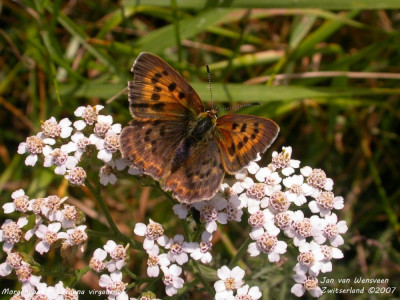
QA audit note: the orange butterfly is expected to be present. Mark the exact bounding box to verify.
[120,52,279,203]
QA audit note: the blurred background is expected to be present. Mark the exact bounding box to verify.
[1,0,400,299]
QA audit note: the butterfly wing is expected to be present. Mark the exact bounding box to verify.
[120,120,188,179]
[129,52,204,121]
[162,138,225,203]
[215,114,279,174]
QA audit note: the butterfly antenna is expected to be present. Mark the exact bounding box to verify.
[206,65,215,110]
[223,103,261,111]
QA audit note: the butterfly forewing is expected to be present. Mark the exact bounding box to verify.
[129,52,204,121]
[162,139,225,203]
[215,114,279,174]
[120,119,188,179]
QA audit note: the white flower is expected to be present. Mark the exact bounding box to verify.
[99,160,118,185]
[134,219,168,251]
[319,244,344,273]
[294,242,325,276]
[43,144,78,175]
[103,240,127,272]
[271,146,300,175]
[283,174,309,206]
[309,191,344,217]
[193,196,227,233]
[236,284,262,300]
[285,210,320,247]
[225,193,243,222]
[62,225,88,250]
[35,282,59,299]
[96,132,120,163]
[74,105,104,130]
[214,266,245,299]
[40,117,73,141]
[248,228,287,262]
[301,167,334,197]
[14,262,42,299]
[3,189,30,214]
[172,203,191,219]
[312,213,348,247]
[161,264,184,296]
[90,248,107,273]
[190,231,213,264]
[70,132,92,160]
[0,217,28,252]
[18,133,53,166]
[56,204,79,229]
[0,251,24,276]
[35,222,68,255]
[99,271,128,300]
[146,245,170,277]
[231,172,254,195]
[291,274,322,298]
[164,234,192,265]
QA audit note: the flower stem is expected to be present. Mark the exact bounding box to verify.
[228,236,252,269]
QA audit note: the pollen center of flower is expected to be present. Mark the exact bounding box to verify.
[68,167,87,186]
[317,191,334,209]
[146,223,164,240]
[82,106,98,125]
[269,191,290,212]
[307,169,327,189]
[77,137,90,150]
[272,151,290,168]
[290,184,302,195]
[257,233,278,253]
[89,258,105,272]
[70,229,87,245]
[246,183,267,199]
[171,243,183,254]
[303,276,319,291]
[94,122,111,137]
[163,274,174,286]
[6,252,23,269]
[46,195,62,211]
[248,210,265,227]
[31,198,45,214]
[52,149,68,165]
[321,245,333,260]
[201,205,218,222]
[274,212,292,229]
[298,251,315,267]
[104,134,120,153]
[45,231,58,245]
[323,224,338,238]
[16,264,32,282]
[14,195,30,212]
[200,241,212,253]
[63,205,79,221]
[26,136,45,154]
[293,218,312,237]
[2,222,22,244]
[111,245,126,260]
[108,281,127,295]
[224,277,237,290]
[147,255,159,267]
[41,119,61,138]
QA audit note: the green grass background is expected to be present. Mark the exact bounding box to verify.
[1,0,400,299]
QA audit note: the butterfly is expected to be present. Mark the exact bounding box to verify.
[120,52,279,203]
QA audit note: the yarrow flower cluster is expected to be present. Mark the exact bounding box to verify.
[0,189,84,299]
[17,105,134,186]
[167,146,347,298]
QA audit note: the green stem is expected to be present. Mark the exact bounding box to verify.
[191,260,215,296]
[228,236,251,269]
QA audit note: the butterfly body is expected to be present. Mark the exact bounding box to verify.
[120,52,279,203]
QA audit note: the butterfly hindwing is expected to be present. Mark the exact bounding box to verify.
[215,114,279,174]
[162,138,225,203]
[120,119,188,179]
[129,52,204,121]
